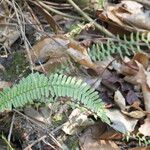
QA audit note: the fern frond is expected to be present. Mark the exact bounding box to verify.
[0,73,108,123]
[89,32,150,61]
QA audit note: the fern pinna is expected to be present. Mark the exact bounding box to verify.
[0,73,108,123]
[89,32,150,61]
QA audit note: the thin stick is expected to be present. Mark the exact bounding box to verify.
[12,0,34,72]
[24,135,57,150]
[32,0,83,20]
[13,109,63,149]
[8,113,15,142]
[67,0,115,37]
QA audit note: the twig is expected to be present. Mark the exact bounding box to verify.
[31,0,83,20]
[13,109,63,149]
[8,113,15,142]
[11,0,34,72]
[67,0,115,37]
[24,135,57,150]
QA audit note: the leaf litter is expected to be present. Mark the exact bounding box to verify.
[0,0,150,149]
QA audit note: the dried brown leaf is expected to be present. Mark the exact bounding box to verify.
[79,123,120,150]
[98,1,150,31]
[30,35,96,72]
[122,109,145,119]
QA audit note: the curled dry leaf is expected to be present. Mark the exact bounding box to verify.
[125,91,146,118]
[132,52,149,69]
[30,35,96,72]
[120,52,149,76]
[121,109,145,119]
[67,40,97,69]
[98,0,150,31]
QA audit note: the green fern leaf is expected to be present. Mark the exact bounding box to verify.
[89,32,150,61]
[0,73,109,123]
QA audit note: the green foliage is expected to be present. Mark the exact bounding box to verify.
[89,32,150,61]
[0,73,109,123]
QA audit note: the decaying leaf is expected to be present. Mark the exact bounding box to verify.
[106,109,138,133]
[79,123,120,150]
[30,35,96,72]
[132,52,149,69]
[62,108,94,135]
[98,1,150,31]
[114,90,126,110]
[119,55,150,135]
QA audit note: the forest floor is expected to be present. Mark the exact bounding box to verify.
[0,0,150,149]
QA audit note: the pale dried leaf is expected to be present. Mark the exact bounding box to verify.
[139,117,150,136]
[121,109,145,119]
[62,109,94,135]
[114,90,126,110]
[106,109,138,133]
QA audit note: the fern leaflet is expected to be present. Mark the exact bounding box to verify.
[0,73,109,123]
[89,32,150,61]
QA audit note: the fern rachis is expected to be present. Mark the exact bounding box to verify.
[0,73,109,123]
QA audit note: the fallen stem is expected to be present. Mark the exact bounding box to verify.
[34,0,83,20]
[67,0,115,37]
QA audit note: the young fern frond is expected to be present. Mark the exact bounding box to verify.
[0,73,108,123]
[89,32,150,61]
